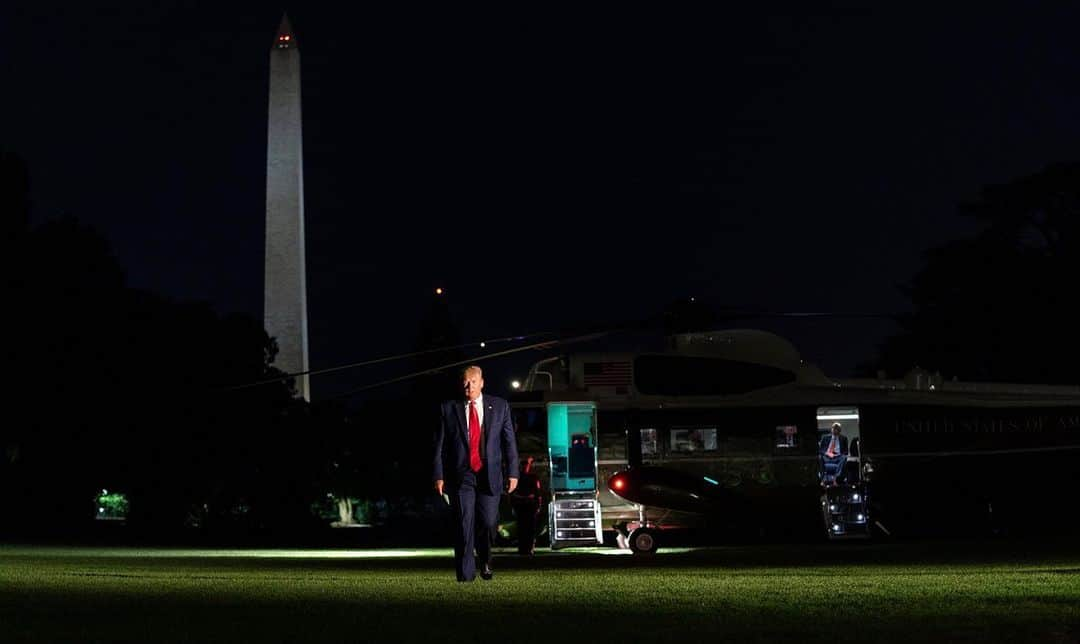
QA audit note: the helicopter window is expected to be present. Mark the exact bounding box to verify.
[775,425,798,448]
[640,428,659,456]
[670,427,718,453]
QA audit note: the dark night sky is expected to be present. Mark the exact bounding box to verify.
[6,3,1080,398]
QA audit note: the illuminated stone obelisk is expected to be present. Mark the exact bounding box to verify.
[264,14,309,400]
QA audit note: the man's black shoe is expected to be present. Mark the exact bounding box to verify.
[480,564,493,580]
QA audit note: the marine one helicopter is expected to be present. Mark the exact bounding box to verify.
[507,328,1080,554]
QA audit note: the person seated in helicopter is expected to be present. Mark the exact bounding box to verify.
[819,423,849,486]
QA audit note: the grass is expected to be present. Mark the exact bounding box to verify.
[1,540,1079,643]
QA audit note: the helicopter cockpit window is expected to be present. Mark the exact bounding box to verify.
[775,425,798,448]
[670,427,718,453]
[640,428,659,456]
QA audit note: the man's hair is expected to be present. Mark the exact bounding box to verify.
[462,365,483,378]
[831,422,842,431]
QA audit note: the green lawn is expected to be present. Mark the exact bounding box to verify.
[1,541,1078,643]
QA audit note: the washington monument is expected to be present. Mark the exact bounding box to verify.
[264,14,310,400]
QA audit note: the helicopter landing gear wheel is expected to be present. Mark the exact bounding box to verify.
[628,527,658,555]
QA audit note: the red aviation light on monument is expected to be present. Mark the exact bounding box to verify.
[275,14,296,49]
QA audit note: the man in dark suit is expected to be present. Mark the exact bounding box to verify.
[819,422,849,485]
[433,365,519,581]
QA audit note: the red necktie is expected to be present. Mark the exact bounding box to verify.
[468,401,482,472]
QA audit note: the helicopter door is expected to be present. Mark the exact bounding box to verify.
[547,402,603,549]
[816,407,870,538]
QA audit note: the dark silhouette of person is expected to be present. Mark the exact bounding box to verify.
[819,422,849,485]
[433,366,519,582]
[510,455,543,555]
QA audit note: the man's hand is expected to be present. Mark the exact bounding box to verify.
[507,478,518,494]
[435,479,444,496]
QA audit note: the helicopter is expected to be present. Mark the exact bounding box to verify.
[507,328,1080,554]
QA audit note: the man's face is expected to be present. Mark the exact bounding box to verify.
[463,368,484,401]
[832,425,842,436]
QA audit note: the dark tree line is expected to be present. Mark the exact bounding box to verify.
[875,162,1080,383]
[1,150,337,537]
[1,150,453,541]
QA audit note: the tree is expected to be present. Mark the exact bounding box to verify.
[876,162,1080,383]
[1,158,314,536]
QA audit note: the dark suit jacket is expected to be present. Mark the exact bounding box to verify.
[819,433,849,457]
[433,395,520,493]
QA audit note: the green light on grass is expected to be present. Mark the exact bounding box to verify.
[95,491,129,520]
